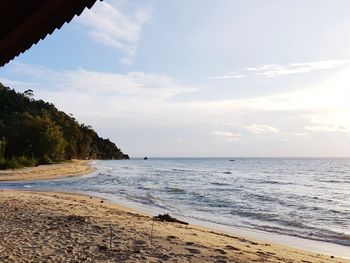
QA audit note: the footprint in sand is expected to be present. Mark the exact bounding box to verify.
[186,248,201,254]
[225,245,240,251]
[213,248,227,255]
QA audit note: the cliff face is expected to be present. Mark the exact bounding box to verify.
[0,83,128,168]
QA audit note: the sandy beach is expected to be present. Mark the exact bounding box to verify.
[0,160,94,181]
[0,190,348,263]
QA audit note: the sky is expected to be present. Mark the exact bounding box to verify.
[1,0,350,157]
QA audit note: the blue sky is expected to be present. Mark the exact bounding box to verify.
[1,0,350,157]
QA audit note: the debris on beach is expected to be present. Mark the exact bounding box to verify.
[153,213,189,225]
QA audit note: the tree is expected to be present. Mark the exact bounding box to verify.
[23,89,34,99]
[27,116,67,162]
[0,83,128,168]
[0,138,6,161]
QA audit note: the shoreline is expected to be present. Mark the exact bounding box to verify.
[0,161,349,261]
[74,189,350,259]
[0,159,95,181]
[0,190,349,262]
[185,216,350,259]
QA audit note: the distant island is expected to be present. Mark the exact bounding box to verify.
[0,83,129,169]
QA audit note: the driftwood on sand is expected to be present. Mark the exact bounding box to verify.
[153,213,189,225]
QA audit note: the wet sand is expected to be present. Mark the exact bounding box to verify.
[0,190,348,263]
[0,160,94,181]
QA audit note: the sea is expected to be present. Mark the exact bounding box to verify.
[1,158,349,257]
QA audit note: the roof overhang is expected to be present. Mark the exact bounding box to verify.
[0,0,100,67]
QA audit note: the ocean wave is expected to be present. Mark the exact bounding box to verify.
[172,168,205,173]
[126,193,175,212]
[210,182,231,186]
[230,210,280,222]
[165,187,186,194]
[317,179,346,183]
[178,211,350,246]
[246,178,294,185]
[251,223,350,246]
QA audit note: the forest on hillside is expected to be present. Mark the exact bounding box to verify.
[0,83,129,169]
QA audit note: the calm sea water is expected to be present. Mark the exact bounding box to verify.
[1,158,349,247]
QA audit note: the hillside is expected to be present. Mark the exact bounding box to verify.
[0,83,129,168]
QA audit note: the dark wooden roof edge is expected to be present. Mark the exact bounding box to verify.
[0,0,101,67]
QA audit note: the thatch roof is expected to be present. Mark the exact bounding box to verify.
[0,0,100,67]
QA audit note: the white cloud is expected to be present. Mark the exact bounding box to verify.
[8,63,194,101]
[207,74,244,80]
[213,131,241,141]
[281,132,309,141]
[36,62,350,135]
[248,60,349,78]
[0,78,38,89]
[77,1,152,64]
[305,113,350,132]
[3,61,350,156]
[209,60,348,81]
[244,124,280,135]
[64,70,193,99]
[245,67,258,71]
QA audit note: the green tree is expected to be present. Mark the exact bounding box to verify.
[0,82,128,168]
[28,116,67,162]
[0,138,6,161]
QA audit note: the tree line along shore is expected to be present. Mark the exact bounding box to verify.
[0,83,129,169]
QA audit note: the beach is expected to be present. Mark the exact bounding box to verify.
[0,160,94,181]
[0,189,348,262]
[2,0,349,262]
[0,160,349,262]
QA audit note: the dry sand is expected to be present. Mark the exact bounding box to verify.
[0,190,348,263]
[0,160,94,181]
